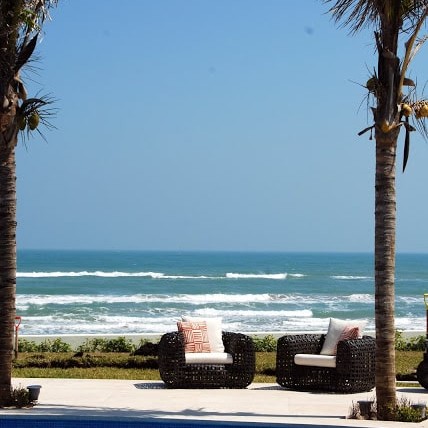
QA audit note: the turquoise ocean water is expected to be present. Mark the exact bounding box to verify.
[15,250,428,336]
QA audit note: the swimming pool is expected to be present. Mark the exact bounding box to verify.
[0,417,296,428]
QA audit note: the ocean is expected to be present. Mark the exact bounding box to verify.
[15,250,428,337]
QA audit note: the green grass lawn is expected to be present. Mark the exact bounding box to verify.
[12,350,423,383]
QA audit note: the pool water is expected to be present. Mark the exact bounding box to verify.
[0,417,285,428]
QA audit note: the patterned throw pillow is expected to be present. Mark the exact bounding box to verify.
[181,316,224,353]
[333,326,360,354]
[177,321,211,353]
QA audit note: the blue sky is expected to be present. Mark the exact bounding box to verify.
[15,0,428,252]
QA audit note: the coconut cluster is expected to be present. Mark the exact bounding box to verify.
[400,101,428,119]
[18,111,39,131]
[413,102,428,119]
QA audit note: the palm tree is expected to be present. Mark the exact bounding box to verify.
[323,0,428,420]
[0,0,57,405]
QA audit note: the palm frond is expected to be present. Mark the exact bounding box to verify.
[324,0,428,34]
[403,116,410,172]
[399,8,428,93]
[17,0,59,49]
[15,34,38,73]
[401,0,428,30]
[407,35,428,64]
[413,116,428,140]
[323,0,382,33]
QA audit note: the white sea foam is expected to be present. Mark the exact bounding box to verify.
[397,296,422,304]
[15,311,425,336]
[192,308,313,318]
[17,310,314,335]
[17,292,381,307]
[17,293,285,305]
[18,271,163,278]
[331,275,372,280]
[348,294,373,303]
[19,317,174,335]
[171,293,276,304]
[226,273,287,279]
[17,271,220,279]
[18,271,290,280]
[18,294,151,305]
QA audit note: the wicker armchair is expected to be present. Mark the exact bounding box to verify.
[276,334,375,393]
[158,331,255,388]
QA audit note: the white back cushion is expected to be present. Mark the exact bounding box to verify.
[320,318,366,355]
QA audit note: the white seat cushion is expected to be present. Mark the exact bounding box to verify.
[294,353,336,368]
[185,352,233,365]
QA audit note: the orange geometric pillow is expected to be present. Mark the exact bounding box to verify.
[333,326,360,354]
[177,321,211,353]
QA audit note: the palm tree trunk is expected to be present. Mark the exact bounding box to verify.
[374,134,397,420]
[0,140,17,404]
[0,0,56,405]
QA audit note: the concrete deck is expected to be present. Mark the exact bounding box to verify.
[0,379,426,427]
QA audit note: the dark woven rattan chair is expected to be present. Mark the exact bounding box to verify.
[276,334,375,393]
[158,331,255,388]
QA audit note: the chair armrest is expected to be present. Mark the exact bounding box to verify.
[222,331,255,387]
[222,331,253,354]
[222,331,255,366]
[336,335,376,374]
[276,334,324,388]
[158,331,185,367]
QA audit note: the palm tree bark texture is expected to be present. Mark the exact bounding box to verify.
[0,146,17,404]
[373,2,401,419]
[374,130,398,420]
